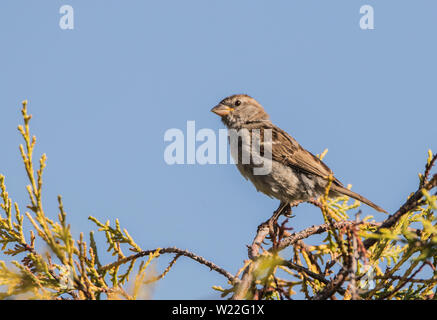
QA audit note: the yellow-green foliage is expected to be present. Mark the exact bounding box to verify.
[1,101,436,300]
[0,101,162,299]
[217,152,437,300]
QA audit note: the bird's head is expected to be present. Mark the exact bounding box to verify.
[211,94,270,128]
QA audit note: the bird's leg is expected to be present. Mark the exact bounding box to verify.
[266,201,289,240]
[281,203,292,218]
[266,200,305,239]
[284,200,304,218]
[259,200,304,244]
[273,201,289,220]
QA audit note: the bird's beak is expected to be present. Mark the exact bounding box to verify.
[211,104,234,117]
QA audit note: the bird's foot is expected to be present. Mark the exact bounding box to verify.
[267,218,277,241]
[265,202,289,240]
[282,205,292,218]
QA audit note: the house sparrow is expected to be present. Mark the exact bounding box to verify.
[211,94,386,213]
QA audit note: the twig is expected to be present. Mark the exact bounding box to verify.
[232,203,288,300]
[313,268,349,300]
[363,173,437,250]
[378,261,430,300]
[143,253,182,284]
[374,274,437,284]
[349,212,361,300]
[421,152,437,189]
[99,247,237,285]
[279,259,330,285]
[272,220,378,253]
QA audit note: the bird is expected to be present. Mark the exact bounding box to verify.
[211,94,387,214]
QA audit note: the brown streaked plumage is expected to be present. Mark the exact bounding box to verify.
[211,94,386,213]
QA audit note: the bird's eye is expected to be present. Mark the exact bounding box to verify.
[235,100,241,107]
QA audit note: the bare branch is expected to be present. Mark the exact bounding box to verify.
[98,247,238,285]
[273,220,378,253]
[364,173,437,250]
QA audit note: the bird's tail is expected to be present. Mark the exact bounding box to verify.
[331,185,387,213]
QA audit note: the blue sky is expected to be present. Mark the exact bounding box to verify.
[0,1,436,299]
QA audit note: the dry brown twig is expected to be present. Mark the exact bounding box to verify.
[99,247,238,285]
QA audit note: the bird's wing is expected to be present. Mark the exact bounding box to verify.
[269,125,343,186]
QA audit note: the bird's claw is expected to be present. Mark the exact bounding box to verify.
[267,218,279,240]
[283,207,292,218]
